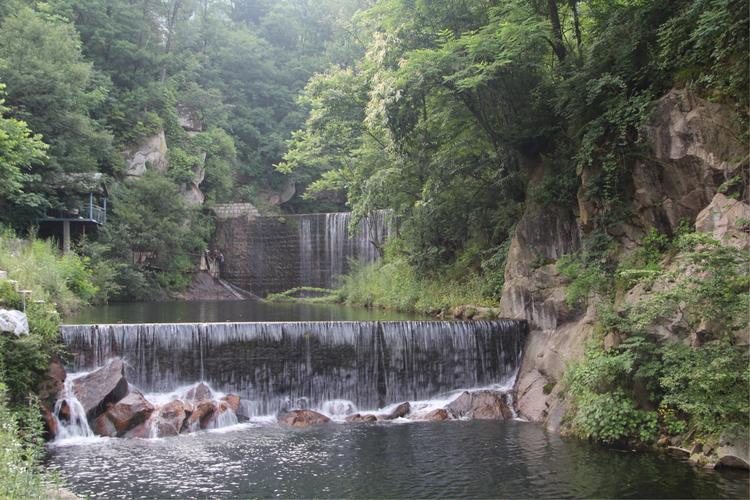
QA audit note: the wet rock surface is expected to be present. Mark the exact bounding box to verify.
[384,402,411,420]
[345,413,378,423]
[72,359,129,420]
[446,391,513,420]
[278,410,331,427]
[98,391,155,436]
[156,400,189,437]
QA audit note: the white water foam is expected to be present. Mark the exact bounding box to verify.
[53,372,94,442]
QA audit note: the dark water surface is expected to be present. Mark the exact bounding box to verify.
[47,420,748,499]
[65,299,428,324]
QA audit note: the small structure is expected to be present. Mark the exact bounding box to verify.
[38,173,108,253]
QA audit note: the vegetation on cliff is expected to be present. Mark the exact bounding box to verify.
[564,229,749,444]
[277,0,749,449]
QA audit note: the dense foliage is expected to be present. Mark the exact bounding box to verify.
[0,0,364,299]
[564,230,750,444]
[280,0,748,281]
[0,229,99,497]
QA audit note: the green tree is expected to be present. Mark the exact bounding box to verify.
[0,85,48,228]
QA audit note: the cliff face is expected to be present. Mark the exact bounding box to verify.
[502,89,748,428]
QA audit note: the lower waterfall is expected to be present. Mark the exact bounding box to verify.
[61,320,526,415]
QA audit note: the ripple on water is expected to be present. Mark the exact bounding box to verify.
[46,421,749,499]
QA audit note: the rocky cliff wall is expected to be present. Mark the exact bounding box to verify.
[503,89,748,429]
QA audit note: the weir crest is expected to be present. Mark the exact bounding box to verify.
[61,320,526,416]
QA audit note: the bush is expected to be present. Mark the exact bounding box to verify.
[0,228,98,314]
[564,230,750,444]
[338,238,496,314]
[0,385,48,499]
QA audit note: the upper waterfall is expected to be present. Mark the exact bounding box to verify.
[213,211,392,296]
[61,320,526,416]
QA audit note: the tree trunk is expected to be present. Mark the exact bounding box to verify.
[547,0,567,63]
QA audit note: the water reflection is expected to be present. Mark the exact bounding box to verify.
[65,300,429,324]
[46,421,749,499]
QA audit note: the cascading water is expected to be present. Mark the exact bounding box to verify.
[215,210,393,295]
[53,375,94,440]
[61,320,525,417]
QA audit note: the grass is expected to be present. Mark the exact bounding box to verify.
[338,257,496,315]
[0,228,97,314]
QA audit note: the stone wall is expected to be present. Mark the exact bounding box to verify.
[212,203,261,220]
[213,211,392,296]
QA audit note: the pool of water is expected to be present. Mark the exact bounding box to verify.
[64,300,429,324]
[46,420,748,499]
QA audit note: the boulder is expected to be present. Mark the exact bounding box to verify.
[410,408,451,421]
[155,400,188,437]
[41,406,58,439]
[72,358,129,421]
[345,413,378,423]
[717,430,750,470]
[446,391,513,420]
[97,390,155,436]
[384,402,410,420]
[184,400,216,431]
[422,409,450,421]
[93,413,118,437]
[0,309,29,336]
[37,359,66,410]
[185,382,213,402]
[278,409,331,427]
[122,420,152,439]
[220,395,240,414]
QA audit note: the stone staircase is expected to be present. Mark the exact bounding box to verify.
[0,270,45,307]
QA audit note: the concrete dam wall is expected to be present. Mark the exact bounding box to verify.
[213,211,392,296]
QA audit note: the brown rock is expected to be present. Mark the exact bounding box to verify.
[72,358,129,421]
[278,409,331,427]
[99,390,154,436]
[156,400,188,436]
[37,359,66,410]
[447,391,513,420]
[345,413,378,423]
[422,409,450,421]
[220,395,240,414]
[385,402,410,420]
[93,411,118,437]
[122,420,152,439]
[41,405,58,439]
[184,400,217,431]
[185,382,213,402]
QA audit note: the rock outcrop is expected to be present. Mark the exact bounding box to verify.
[505,88,747,432]
[155,400,189,437]
[124,131,168,177]
[695,193,750,251]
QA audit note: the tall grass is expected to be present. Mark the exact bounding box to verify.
[0,228,97,314]
[338,257,496,314]
[0,385,49,499]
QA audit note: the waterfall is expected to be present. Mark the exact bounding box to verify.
[215,210,393,295]
[61,320,525,416]
[53,375,94,440]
